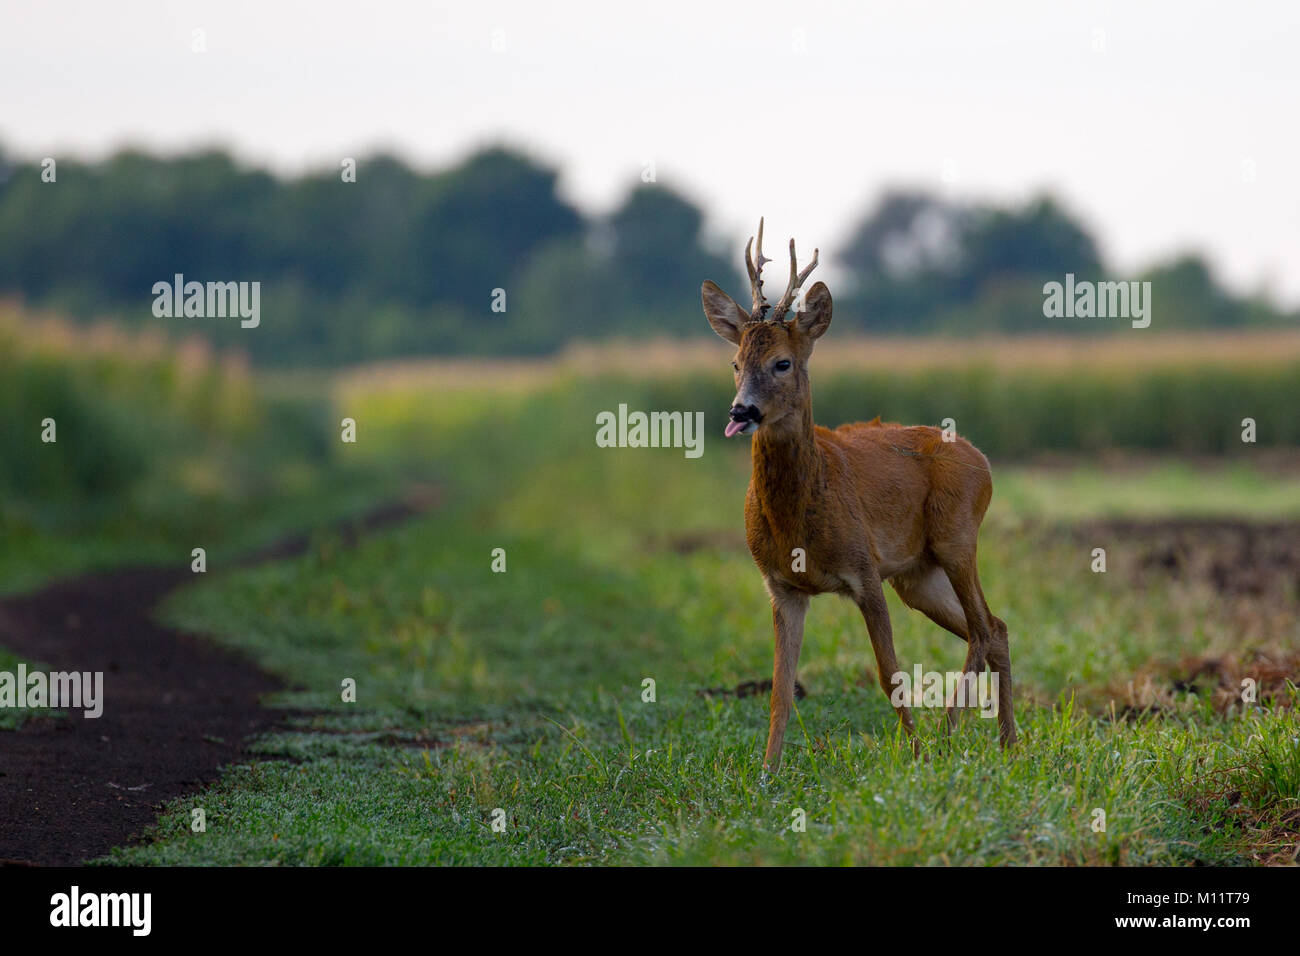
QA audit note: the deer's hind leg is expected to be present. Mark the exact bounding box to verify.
[890,563,967,640]
[890,560,1015,745]
[985,612,1016,746]
[889,563,975,732]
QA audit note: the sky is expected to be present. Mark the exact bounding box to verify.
[2,0,1296,304]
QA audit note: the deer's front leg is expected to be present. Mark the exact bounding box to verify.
[764,581,809,773]
[855,572,919,748]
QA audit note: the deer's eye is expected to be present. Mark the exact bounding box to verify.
[774,359,792,372]
[732,361,740,372]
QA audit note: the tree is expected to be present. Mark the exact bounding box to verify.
[954,195,1102,298]
[837,190,1104,332]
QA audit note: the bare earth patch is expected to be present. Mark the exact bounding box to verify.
[0,497,432,866]
[1077,518,1299,717]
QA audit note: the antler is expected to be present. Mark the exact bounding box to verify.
[772,238,819,320]
[744,217,771,320]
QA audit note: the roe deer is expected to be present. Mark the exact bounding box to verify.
[700,219,1016,771]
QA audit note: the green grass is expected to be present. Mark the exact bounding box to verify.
[996,463,1300,521]
[0,647,55,730]
[0,469,411,597]
[101,378,1300,866]
[101,701,1299,866]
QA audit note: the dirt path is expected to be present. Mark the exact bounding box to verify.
[0,496,432,866]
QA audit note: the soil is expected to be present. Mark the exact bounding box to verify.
[0,494,434,866]
[1076,517,1299,717]
[697,678,808,701]
[1079,517,1300,602]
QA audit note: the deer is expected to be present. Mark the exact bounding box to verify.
[700,219,1016,772]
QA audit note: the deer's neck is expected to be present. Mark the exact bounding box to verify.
[750,403,823,538]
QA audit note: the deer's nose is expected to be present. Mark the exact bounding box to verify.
[729,403,762,423]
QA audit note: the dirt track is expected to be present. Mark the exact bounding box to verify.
[0,500,428,866]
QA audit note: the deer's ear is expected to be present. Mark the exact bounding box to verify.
[794,281,832,341]
[701,281,748,345]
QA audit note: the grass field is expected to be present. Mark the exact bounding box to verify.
[89,363,1300,866]
[0,305,409,595]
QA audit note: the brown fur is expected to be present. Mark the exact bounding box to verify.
[702,273,1017,771]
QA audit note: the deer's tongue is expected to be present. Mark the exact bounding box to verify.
[724,420,747,438]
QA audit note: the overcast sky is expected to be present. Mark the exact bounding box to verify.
[3,0,1296,305]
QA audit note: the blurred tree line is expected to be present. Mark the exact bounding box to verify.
[836,190,1287,335]
[0,145,1290,365]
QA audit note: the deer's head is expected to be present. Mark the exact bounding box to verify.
[701,218,832,438]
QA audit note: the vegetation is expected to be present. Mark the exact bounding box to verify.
[90,349,1300,866]
[1,144,1293,366]
[0,304,403,594]
[0,147,738,364]
[2,307,1294,864]
[837,191,1287,334]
